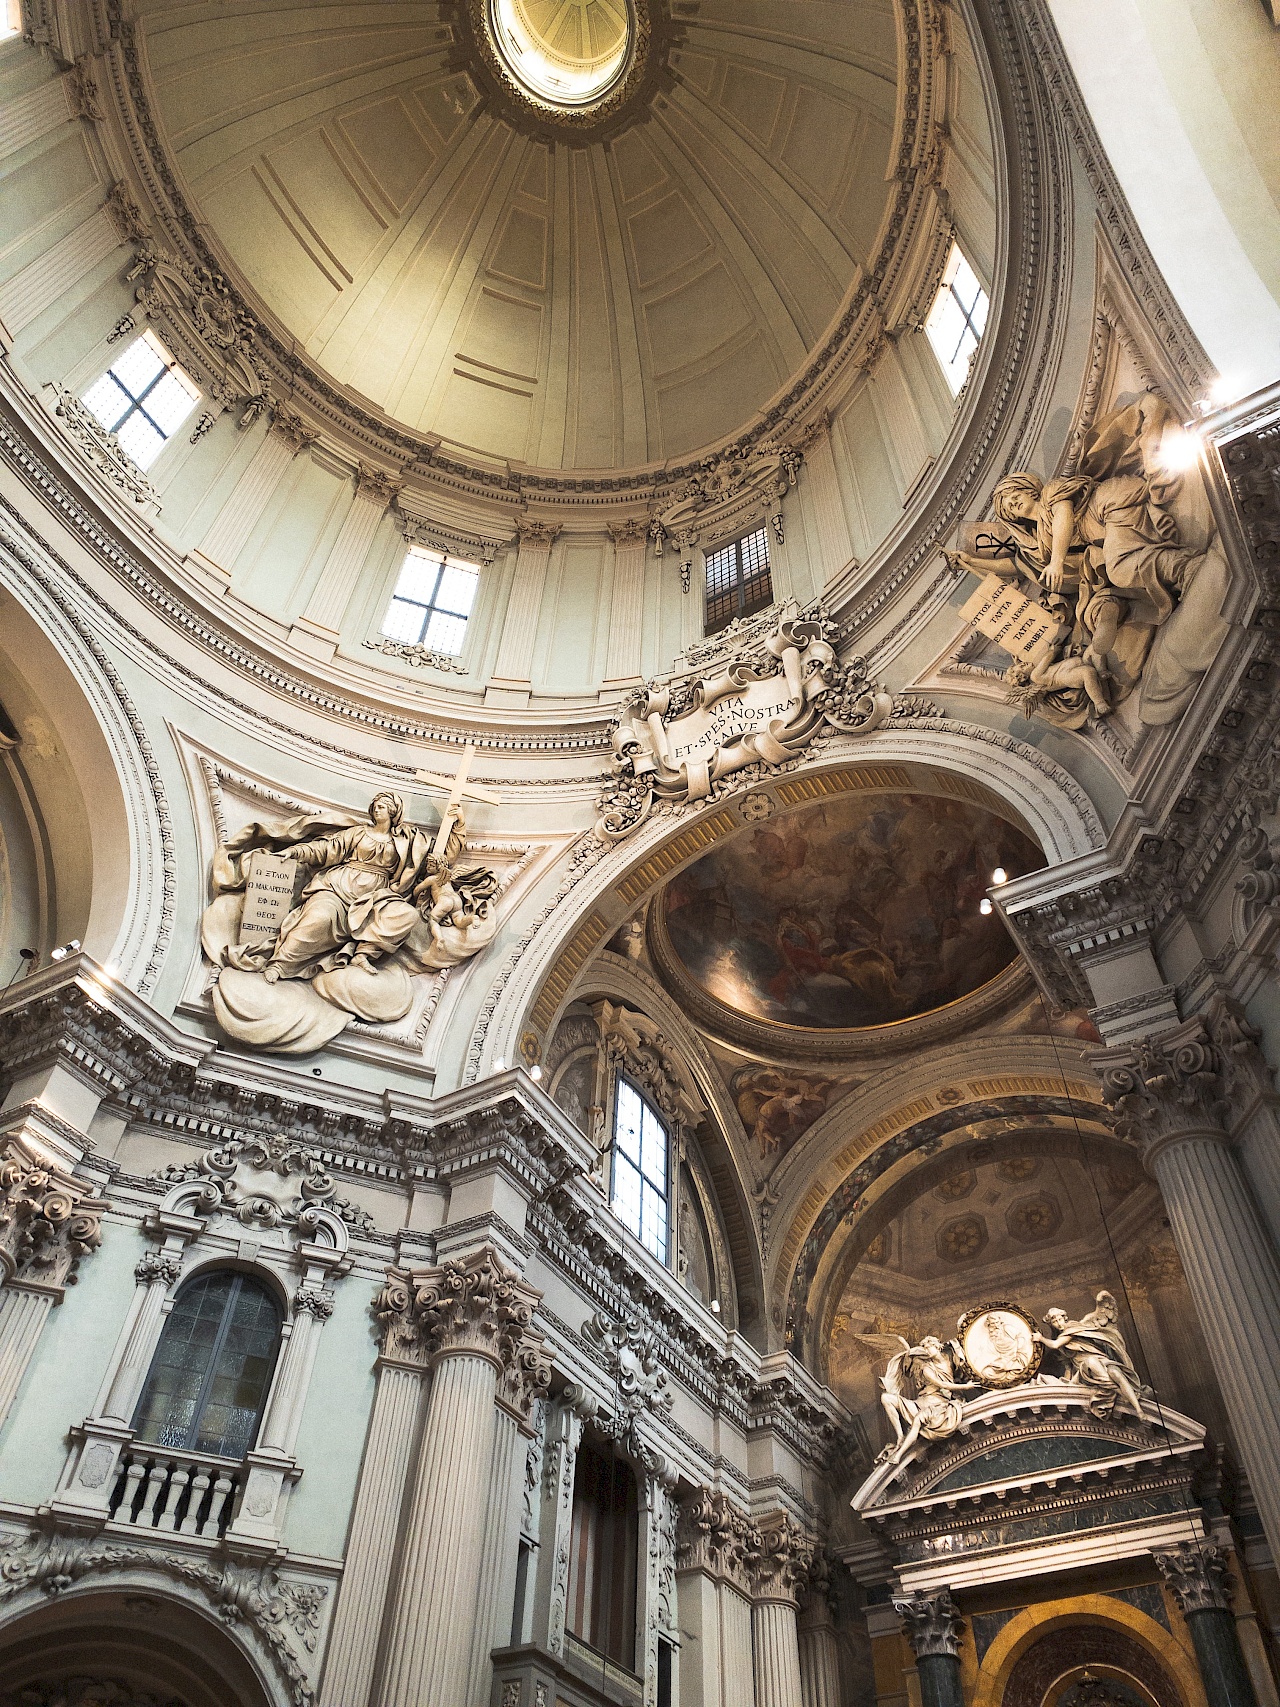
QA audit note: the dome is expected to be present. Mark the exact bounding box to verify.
[139,0,902,469]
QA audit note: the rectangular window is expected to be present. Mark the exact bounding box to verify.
[568,1442,638,1669]
[380,546,480,656]
[703,524,773,636]
[2,0,21,38]
[81,330,201,469]
[924,242,990,394]
[610,1077,669,1263]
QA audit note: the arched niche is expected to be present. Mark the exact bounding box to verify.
[0,1587,279,1707]
[970,1595,1206,1707]
[0,572,167,990]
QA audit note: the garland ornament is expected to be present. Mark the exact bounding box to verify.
[595,604,893,841]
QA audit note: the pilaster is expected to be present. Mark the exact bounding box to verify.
[487,520,559,703]
[604,518,648,688]
[0,206,120,337]
[196,405,318,582]
[292,463,401,659]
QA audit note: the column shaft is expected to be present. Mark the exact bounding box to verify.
[0,208,119,336]
[375,1349,500,1707]
[802,428,855,577]
[321,1361,425,1707]
[464,1404,523,1707]
[1183,1608,1261,1707]
[1151,1133,1280,1552]
[798,1622,841,1707]
[915,1653,965,1707]
[0,1289,52,1429]
[604,531,646,685]
[297,472,396,642]
[753,1600,803,1707]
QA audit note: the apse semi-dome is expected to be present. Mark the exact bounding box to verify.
[655,792,1044,1032]
[137,0,902,469]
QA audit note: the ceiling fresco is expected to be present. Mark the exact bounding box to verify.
[659,792,1044,1031]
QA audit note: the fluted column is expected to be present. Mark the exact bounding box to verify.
[197,407,318,577]
[604,519,647,687]
[750,1514,814,1707]
[95,1245,186,1425]
[321,1272,431,1707]
[464,1332,551,1707]
[674,1491,758,1707]
[1097,1021,1280,1555]
[893,1589,965,1707]
[797,1568,841,1707]
[292,463,401,657]
[375,1249,543,1707]
[488,521,559,695]
[1155,1543,1260,1707]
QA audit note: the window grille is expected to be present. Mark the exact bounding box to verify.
[703,525,773,635]
[568,1442,639,1667]
[132,1270,282,1460]
[924,243,990,394]
[380,547,480,655]
[82,330,201,469]
[609,1077,669,1263]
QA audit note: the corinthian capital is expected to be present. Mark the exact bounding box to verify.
[0,1140,107,1295]
[1153,1541,1233,1614]
[409,1247,543,1374]
[1092,1018,1230,1150]
[893,1588,964,1659]
[497,1327,554,1424]
[675,1489,756,1596]
[749,1511,817,1604]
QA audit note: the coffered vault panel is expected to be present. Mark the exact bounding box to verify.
[136,0,900,467]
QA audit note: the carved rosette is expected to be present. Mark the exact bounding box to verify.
[893,1588,965,1659]
[1153,1541,1234,1615]
[0,1142,107,1294]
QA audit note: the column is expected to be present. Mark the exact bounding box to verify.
[892,1590,965,1707]
[487,520,558,704]
[0,1136,106,1431]
[195,406,318,581]
[750,1515,813,1707]
[464,1329,551,1707]
[674,1491,758,1707]
[797,1570,841,1707]
[320,1272,430,1707]
[1096,1021,1280,1556]
[375,1249,543,1707]
[604,519,647,687]
[292,463,401,660]
[1154,1543,1260,1707]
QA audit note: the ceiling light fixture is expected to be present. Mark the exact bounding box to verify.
[992,866,1008,885]
[979,898,994,916]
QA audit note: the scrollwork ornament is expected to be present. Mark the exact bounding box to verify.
[1093,1021,1231,1148]
[0,1143,106,1292]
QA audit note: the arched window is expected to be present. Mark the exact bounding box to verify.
[132,1270,282,1460]
[609,1076,670,1264]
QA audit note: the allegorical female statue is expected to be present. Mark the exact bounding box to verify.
[950,394,1227,728]
[1034,1290,1148,1420]
[201,791,499,1054]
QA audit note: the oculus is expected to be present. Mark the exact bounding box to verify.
[486,0,635,110]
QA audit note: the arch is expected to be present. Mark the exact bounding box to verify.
[0,1587,280,1707]
[970,1595,1206,1707]
[0,533,171,994]
[469,733,1107,1085]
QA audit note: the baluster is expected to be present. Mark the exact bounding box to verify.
[138,1459,168,1526]
[157,1462,189,1530]
[202,1471,234,1538]
[117,1455,147,1524]
[181,1466,211,1535]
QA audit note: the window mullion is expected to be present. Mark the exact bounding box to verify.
[181,1273,244,1452]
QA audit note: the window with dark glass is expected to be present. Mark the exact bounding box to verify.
[567,1442,639,1669]
[703,525,773,635]
[132,1270,282,1460]
[609,1076,669,1263]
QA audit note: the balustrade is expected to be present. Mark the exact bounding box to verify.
[107,1445,243,1539]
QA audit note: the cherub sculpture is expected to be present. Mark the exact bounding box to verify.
[860,1332,977,1465]
[1004,619,1111,722]
[1034,1290,1148,1420]
[201,791,500,1054]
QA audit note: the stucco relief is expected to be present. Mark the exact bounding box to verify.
[950,396,1231,730]
[201,790,499,1053]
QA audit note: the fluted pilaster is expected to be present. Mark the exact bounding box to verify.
[0,1288,52,1429]
[490,522,559,688]
[798,1620,841,1707]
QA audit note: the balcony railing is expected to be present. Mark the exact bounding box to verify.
[107,1445,245,1539]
